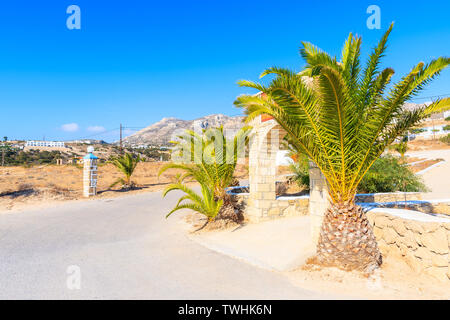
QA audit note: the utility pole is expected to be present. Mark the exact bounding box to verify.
[1,136,7,167]
[119,123,123,153]
[432,118,436,140]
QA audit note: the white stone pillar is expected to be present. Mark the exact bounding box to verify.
[83,149,98,197]
[308,161,330,245]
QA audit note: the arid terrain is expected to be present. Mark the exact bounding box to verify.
[0,161,249,212]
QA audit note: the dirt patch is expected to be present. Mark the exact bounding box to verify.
[409,159,443,173]
[408,139,450,151]
[0,184,76,212]
[183,209,243,233]
[405,157,425,164]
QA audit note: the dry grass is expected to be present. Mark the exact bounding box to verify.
[408,139,450,151]
[0,161,250,212]
[409,159,443,173]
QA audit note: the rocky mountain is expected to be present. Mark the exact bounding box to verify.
[122,114,246,146]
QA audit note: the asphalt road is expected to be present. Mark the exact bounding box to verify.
[0,191,334,299]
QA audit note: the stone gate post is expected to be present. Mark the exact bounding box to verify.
[83,148,98,197]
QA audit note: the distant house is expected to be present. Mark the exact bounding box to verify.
[67,139,106,145]
[26,140,65,148]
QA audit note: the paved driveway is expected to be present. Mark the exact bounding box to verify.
[408,149,450,200]
[0,191,335,299]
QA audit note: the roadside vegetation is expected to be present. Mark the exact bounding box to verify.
[440,133,450,145]
[289,154,426,194]
[110,153,141,189]
[2,149,66,166]
[234,23,450,272]
[288,152,310,189]
[159,127,250,230]
[357,155,427,193]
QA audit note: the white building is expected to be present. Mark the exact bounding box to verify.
[276,150,294,166]
[26,141,65,148]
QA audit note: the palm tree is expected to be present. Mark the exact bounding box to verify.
[162,181,223,226]
[110,153,141,188]
[159,126,250,224]
[392,139,408,162]
[234,23,450,272]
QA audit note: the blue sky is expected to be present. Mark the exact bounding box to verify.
[1,0,449,141]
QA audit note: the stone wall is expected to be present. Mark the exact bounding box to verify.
[356,192,423,203]
[367,209,450,282]
[238,194,309,222]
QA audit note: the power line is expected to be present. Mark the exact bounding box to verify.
[63,128,119,142]
[123,126,146,129]
[409,93,450,101]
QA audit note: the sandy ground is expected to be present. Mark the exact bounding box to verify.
[190,215,450,300]
[408,139,450,151]
[406,149,450,200]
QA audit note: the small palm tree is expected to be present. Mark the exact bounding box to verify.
[392,139,408,161]
[159,126,250,224]
[235,23,450,272]
[163,182,223,229]
[110,153,141,188]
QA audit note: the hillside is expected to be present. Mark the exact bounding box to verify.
[122,114,246,146]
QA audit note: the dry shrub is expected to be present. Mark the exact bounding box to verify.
[276,181,288,196]
[217,194,244,223]
[18,183,34,192]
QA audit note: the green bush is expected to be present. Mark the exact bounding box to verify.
[440,133,450,144]
[291,155,427,194]
[289,161,310,188]
[410,128,426,134]
[445,116,450,121]
[357,155,427,193]
[2,149,63,166]
[443,124,450,131]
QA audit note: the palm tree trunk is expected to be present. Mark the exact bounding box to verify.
[316,201,382,273]
[194,218,211,232]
